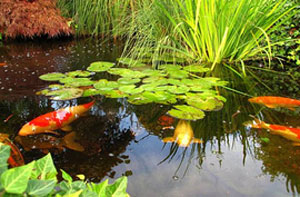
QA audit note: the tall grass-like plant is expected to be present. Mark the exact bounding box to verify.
[123,0,294,69]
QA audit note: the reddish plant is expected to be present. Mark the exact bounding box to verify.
[0,0,74,39]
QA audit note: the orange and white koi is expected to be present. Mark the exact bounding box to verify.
[248,96,300,111]
[15,132,84,152]
[163,120,202,147]
[0,133,24,167]
[248,118,300,145]
[18,100,95,136]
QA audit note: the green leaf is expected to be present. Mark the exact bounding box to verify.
[87,61,115,72]
[26,180,56,196]
[183,65,210,73]
[31,153,57,180]
[261,137,270,143]
[143,69,167,77]
[61,169,72,183]
[82,89,102,97]
[46,88,83,100]
[39,73,66,81]
[117,57,146,67]
[88,179,108,196]
[117,78,141,85]
[67,71,92,77]
[119,70,146,78]
[167,70,189,79]
[93,80,119,91]
[0,144,10,176]
[159,64,182,71]
[107,68,131,76]
[168,105,205,120]
[1,161,35,194]
[59,77,94,87]
[105,177,129,197]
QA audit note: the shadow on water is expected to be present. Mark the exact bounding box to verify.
[1,39,300,196]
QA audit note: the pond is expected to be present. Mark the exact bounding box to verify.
[1,38,300,196]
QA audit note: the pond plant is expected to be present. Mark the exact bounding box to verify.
[0,144,129,196]
[38,60,227,120]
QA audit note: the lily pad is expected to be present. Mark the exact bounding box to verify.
[87,61,115,72]
[107,68,132,76]
[172,85,190,94]
[39,73,66,81]
[118,85,136,93]
[186,97,224,111]
[143,69,167,77]
[46,88,83,100]
[102,90,128,98]
[119,70,146,78]
[117,57,146,67]
[139,83,159,91]
[59,77,94,87]
[183,65,210,73]
[118,78,141,85]
[82,89,103,97]
[93,80,119,91]
[168,105,205,120]
[159,64,182,71]
[127,95,153,105]
[67,70,92,77]
[168,70,189,79]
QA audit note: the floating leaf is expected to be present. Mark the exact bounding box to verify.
[139,83,158,91]
[168,105,205,120]
[82,89,102,97]
[103,90,128,98]
[119,70,146,78]
[39,73,66,81]
[159,64,182,71]
[46,88,83,100]
[183,65,210,73]
[107,68,132,76]
[59,77,94,87]
[117,57,146,67]
[26,180,56,196]
[1,161,35,194]
[87,61,115,72]
[127,95,153,105]
[168,70,189,79]
[143,69,167,77]
[93,80,119,91]
[67,70,92,77]
[186,97,224,111]
[119,85,144,94]
[117,78,140,85]
[172,85,190,94]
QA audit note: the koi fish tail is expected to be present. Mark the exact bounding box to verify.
[63,132,84,152]
[193,138,203,144]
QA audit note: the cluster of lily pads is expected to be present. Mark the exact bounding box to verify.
[38,59,227,120]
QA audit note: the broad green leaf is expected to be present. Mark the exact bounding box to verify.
[82,89,102,97]
[107,68,131,76]
[39,73,66,81]
[46,88,83,100]
[168,105,205,120]
[59,77,94,87]
[31,153,57,180]
[26,179,56,196]
[105,177,129,197]
[117,57,146,67]
[159,64,182,71]
[167,70,189,79]
[102,90,128,98]
[93,80,119,91]
[172,85,190,94]
[117,78,140,85]
[87,61,115,72]
[186,97,223,111]
[88,180,108,196]
[67,71,92,77]
[143,69,167,77]
[119,85,135,93]
[127,95,153,105]
[63,190,82,197]
[61,169,72,183]
[139,84,158,91]
[0,144,10,176]
[119,70,146,78]
[1,161,35,194]
[168,79,181,85]
[183,65,210,73]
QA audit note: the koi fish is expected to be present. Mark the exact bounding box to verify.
[15,132,84,152]
[248,118,300,146]
[18,100,95,136]
[0,133,25,167]
[158,115,175,127]
[162,120,202,147]
[0,62,6,67]
[248,96,300,111]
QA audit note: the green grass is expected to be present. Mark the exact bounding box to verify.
[122,0,294,69]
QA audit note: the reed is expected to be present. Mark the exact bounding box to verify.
[123,0,294,69]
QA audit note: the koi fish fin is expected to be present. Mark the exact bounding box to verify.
[265,104,276,109]
[63,132,84,152]
[292,142,300,146]
[162,137,175,143]
[61,125,72,132]
[192,138,203,144]
[44,130,60,136]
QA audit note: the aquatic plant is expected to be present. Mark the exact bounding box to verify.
[0,144,129,196]
[0,0,73,38]
[123,0,294,69]
[38,60,227,120]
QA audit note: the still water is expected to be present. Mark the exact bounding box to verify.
[0,39,300,196]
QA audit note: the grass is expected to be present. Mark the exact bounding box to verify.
[122,0,294,69]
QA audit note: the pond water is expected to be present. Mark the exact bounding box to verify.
[1,39,300,196]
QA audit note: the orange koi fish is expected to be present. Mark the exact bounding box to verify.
[0,62,6,67]
[248,118,300,145]
[163,120,202,147]
[0,133,25,167]
[18,100,95,136]
[248,96,300,111]
[15,132,84,152]
[158,115,175,127]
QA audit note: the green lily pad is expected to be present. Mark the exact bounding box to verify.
[59,77,94,87]
[172,85,190,94]
[186,97,224,111]
[159,64,182,71]
[142,91,176,104]
[46,88,83,100]
[168,70,189,79]
[67,70,92,77]
[183,65,210,73]
[127,95,153,105]
[87,61,115,72]
[48,84,65,90]
[117,57,146,67]
[168,105,205,120]
[93,79,119,91]
[119,85,136,93]
[118,78,141,85]
[139,83,158,91]
[102,90,128,98]
[82,89,103,97]
[39,73,66,81]
[107,68,132,76]
[143,69,167,77]
[119,70,146,78]
[168,79,181,86]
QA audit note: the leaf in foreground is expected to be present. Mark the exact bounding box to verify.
[31,153,57,180]
[26,179,56,196]
[0,144,10,176]
[105,177,129,197]
[1,161,35,194]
